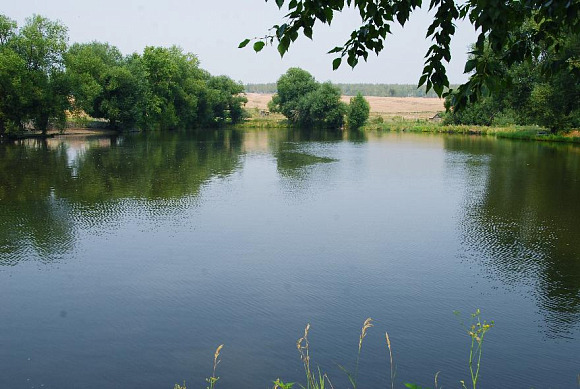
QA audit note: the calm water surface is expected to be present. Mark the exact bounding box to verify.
[1,129,579,388]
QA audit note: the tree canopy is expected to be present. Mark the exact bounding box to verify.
[347,93,370,129]
[444,31,580,130]
[0,14,248,135]
[0,15,69,134]
[268,67,347,128]
[241,0,580,109]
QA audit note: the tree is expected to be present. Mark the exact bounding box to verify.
[207,75,248,124]
[11,15,70,134]
[1,13,250,134]
[270,67,318,120]
[0,15,16,46]
[65,42,148,129]
[65,42,123,115]
[347,93,370,129]
[297,81,347,128]
[444,31,580,131]
[269,68,346,128]
[0,16,25,134]
[241,0,580,110]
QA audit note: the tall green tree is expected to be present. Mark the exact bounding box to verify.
[0,15,25,134]
[347,93,370,129]
[268,67,318,120]
[268,68,346,128]
[11,15,70,134]
[297,81,347,128]
[207,75,248,125]
[65,42,148,129]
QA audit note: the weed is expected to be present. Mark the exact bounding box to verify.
[338,318,373,389]
[455,309,494,389]
[273,378,295,389]
[205,344,223,389]
[297,324,334,389]
[386,331,396,389]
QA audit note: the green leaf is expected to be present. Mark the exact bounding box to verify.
[275,0,284,8]
[404,384,430,389]
[347,55,358,68]
[332,57,342,70]
[238,39,250,49]
[464,59,477,73]
[328,46,343,54]
[277,43,287,57]
[253,41,266,52]
[289,29,299,42]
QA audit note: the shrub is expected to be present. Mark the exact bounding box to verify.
[348,93,370,129]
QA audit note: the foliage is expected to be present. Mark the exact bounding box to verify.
[347,93,370,129]
[206,344,223,389]
[270,67,318,119]
[455,309,494,389]
[272,379,295,389]
[0,14,70,135]
[242,0,580,111]
[0,13,249,134]
[444,32,580,132]
[269,68,347,128]
[207,75,248,125]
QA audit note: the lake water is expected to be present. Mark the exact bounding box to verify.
[1,129,579,389]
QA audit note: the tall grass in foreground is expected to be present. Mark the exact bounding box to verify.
[175,310,575,388]
[456,310,494,389]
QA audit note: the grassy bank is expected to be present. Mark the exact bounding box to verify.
[238,108,293,129]
[361,116,580,143]
[240,113,580,144]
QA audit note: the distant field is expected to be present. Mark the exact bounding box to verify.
[245,93,444,119]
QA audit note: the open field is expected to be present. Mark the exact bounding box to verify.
[244,92,445,119]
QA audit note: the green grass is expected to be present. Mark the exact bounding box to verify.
[237,109,580,143]
[238,108,293,129]
[238,116,293,129]
[362,117,580,144]
[495,129,580,143]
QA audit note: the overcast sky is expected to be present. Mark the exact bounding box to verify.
[5,0,478,84]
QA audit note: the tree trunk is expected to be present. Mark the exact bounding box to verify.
[39,114,49,136]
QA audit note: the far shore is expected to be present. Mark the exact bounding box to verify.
[245,92,444,119]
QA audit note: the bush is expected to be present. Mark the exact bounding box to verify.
[348,93,370,129]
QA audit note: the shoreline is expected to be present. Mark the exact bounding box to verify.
[1,127,120,141]
[239,116,580,144]
[4,119,579,145]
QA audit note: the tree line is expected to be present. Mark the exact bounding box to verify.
[245,83,452,97]
[0,14,247,136]
[444,30,580,132]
